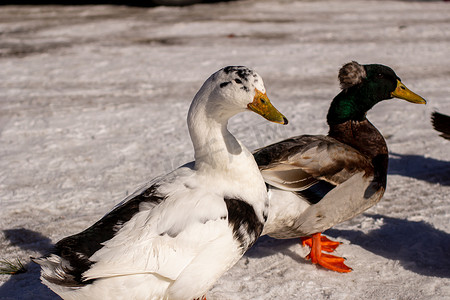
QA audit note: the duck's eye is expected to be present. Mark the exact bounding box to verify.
[376,73,384,78]
[260,99,266,104]
[234,79,242,84]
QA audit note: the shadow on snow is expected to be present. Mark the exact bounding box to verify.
[0,228,58,299]
[326,214,450,278]
[388,152,450,186]
[248,214,450,278]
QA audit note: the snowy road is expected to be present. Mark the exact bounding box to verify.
[1,0,449,299]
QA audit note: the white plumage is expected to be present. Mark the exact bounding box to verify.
[34,66,287,300]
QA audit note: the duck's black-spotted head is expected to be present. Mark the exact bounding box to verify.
[197,66,288,125]
[327,61,426,126]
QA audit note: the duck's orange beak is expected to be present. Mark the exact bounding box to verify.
[247,89,288,125]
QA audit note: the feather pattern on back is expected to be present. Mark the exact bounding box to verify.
[254,135,374,191]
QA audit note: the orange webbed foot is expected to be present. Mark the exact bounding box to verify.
[301,232,352,273]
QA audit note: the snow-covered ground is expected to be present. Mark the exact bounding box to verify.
[1,0,449,299]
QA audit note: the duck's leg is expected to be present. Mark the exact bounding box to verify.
[301,232,352,273]
[301,233,341,252]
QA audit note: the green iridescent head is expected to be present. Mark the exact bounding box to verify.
[327,61,426,126]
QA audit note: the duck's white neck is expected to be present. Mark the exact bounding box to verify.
[188,108,244,172]
[187,89,252,173]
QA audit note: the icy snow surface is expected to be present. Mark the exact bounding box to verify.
[0,0,449,299]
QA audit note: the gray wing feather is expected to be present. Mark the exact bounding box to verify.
[254,135,373,191]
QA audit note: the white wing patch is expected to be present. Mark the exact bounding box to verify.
[83,173,230,283]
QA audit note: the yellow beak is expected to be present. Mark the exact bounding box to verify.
[391,80,426,104]
[247,89,288,125]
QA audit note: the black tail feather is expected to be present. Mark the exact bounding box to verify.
[431,111,450,140]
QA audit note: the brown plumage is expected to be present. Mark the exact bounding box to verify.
[254,62,426,273]
[255,134,376,189]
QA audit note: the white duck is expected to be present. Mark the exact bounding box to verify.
[34,66,287,300]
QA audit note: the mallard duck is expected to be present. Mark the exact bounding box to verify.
[33,66,287,299]
[254,62,426,273]
[431,111,450,140]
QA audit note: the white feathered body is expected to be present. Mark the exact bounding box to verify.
[35,66,279,300]
[39,154,266,300]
